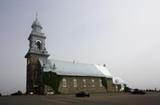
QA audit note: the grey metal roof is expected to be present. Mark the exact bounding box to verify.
[40,59,113,78]
[113,77,125,85]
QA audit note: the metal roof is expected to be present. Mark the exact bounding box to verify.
[113,77,125,85]
[40,59,113,78]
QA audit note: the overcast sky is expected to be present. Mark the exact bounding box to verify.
[0,0,160,95]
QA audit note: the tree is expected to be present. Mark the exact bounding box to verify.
[124,84,131,92]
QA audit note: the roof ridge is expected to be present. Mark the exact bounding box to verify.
[49,59,94,65]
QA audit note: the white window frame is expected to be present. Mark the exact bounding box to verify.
[62,78,67,88]
[73,79,77,87]
[83,79,86,87]
[99,79,103,87]
[91,79,95,87]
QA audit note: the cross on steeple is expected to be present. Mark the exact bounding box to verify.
[35,12,38,21]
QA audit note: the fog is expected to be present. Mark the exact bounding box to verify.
[0,0,160,94]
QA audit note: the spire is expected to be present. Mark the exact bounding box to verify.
[31,12,42,32]
[35,12,38,21]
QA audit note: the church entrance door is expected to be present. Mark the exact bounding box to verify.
[33,85,38,94]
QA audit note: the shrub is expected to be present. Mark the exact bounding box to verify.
[11,91,22,96]
[101,77,108,91]
[43,71,63,94]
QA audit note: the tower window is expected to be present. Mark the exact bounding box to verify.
[36,40,42,50]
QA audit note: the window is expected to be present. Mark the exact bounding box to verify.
[62,78,67,88]
[73,79,77,87]
[83,79,86,87]
[27,58,30,65]
[99,79,103,87]
[115,85,118,91]
[91,79,95,87]
[35,40,42,50]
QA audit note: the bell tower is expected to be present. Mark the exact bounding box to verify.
[25,15,49,94]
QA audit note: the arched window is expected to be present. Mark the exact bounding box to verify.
[62,78,67,88]
[36,40,42,50]
[83,79,86,87]
[99,79,103,87]
[73,79,77,87]
[91,79,95,87]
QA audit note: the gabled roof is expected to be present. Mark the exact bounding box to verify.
[40,59,113,78]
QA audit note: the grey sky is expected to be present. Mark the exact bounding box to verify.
[0,0,160,94]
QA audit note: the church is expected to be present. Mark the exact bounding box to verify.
[25,17,124,95]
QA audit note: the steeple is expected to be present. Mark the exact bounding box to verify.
[25,15,50,94]
[25,14,50,58]
[31,13,42,33]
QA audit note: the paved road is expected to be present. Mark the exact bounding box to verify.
[0,93,160,105]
